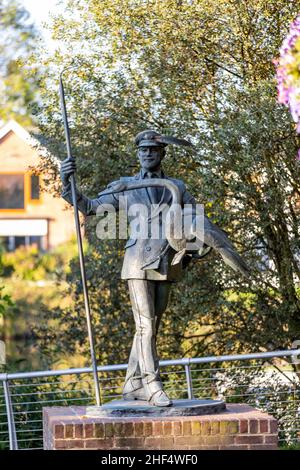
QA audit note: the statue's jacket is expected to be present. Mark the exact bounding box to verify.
[61,170,196,281]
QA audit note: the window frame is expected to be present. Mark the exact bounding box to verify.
[28,173,41,204]
[0,172,42,212]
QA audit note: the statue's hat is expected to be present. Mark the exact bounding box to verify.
[135,129,194,148]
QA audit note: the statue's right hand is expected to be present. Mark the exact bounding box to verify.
[60,157,76,185]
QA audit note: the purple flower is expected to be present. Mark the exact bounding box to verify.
[275,14,300,140]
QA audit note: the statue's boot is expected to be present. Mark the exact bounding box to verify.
[143,379,172,407]
[122,377,147,401]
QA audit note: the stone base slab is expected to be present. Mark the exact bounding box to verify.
[86,399,226,417]
[43,404,278,450]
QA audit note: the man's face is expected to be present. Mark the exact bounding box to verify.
[138,145,165,171]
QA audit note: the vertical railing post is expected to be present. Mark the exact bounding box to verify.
[184,362,194,399]
[3,378,18,450]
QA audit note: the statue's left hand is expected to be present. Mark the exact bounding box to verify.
[107,181,127,193]
[109,182,127,193]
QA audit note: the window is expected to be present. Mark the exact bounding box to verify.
[30,175,40,201]
[0,173,41,210]
[14,236,26,249]
[0,235,44,251]
[0,174,24,209]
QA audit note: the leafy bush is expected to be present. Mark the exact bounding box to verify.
[213,362,300,446]
[0,237,79,281]
[0,286,13,318]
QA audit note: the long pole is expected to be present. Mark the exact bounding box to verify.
[59,73,101,407]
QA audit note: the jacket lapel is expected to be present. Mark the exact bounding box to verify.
[132,172,152,207]
[162,176,173,206]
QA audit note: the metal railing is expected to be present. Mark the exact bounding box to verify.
[0,349,300,450]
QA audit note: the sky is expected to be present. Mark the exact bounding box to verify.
[22,0,60,27]
[21,0,63,48]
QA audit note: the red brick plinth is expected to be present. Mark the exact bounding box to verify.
[43,404,278,450]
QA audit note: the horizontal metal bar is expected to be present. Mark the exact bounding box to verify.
[278,432,300,435]
[0,428,41,435]
[8,438,42,443]
[0,410,42,417]
[14,419,42,425]
[163,350,300,366]
[1,349,299,382]
[224,393,300,400]
[8,379,90,388]
[10,388,92,398]
[93,376,126,382]
[15,429,43,434]
[100,386,123,391]
[0,365,125,381]
[264,399,300,404]
[278,428,300,432]
[278,439,300,442]
[192,364,288,372]
[0,390,93,407]
[11,396,92,407]
[160,370,186,375]
[95,394,121,400]
[192,386,299,395]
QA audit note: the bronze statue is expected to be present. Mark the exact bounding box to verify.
[60,129,250,407]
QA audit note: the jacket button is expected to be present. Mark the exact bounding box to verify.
[146,246,151,251]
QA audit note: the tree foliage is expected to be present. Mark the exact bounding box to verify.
[31,0,300,368]
[0,0,40,125]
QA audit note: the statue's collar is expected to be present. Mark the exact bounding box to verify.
[139,168,164,179]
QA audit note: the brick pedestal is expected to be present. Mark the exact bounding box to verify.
[43,404,278,450]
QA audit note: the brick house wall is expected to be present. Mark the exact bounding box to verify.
[0,121,76,249]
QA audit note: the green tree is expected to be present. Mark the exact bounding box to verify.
[31,0,300,368]
[0,0,40,125]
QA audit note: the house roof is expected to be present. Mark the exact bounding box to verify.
[0,119,35,144]
[0,119,60,168]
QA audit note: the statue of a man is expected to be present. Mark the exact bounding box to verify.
[60,129,249,407]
